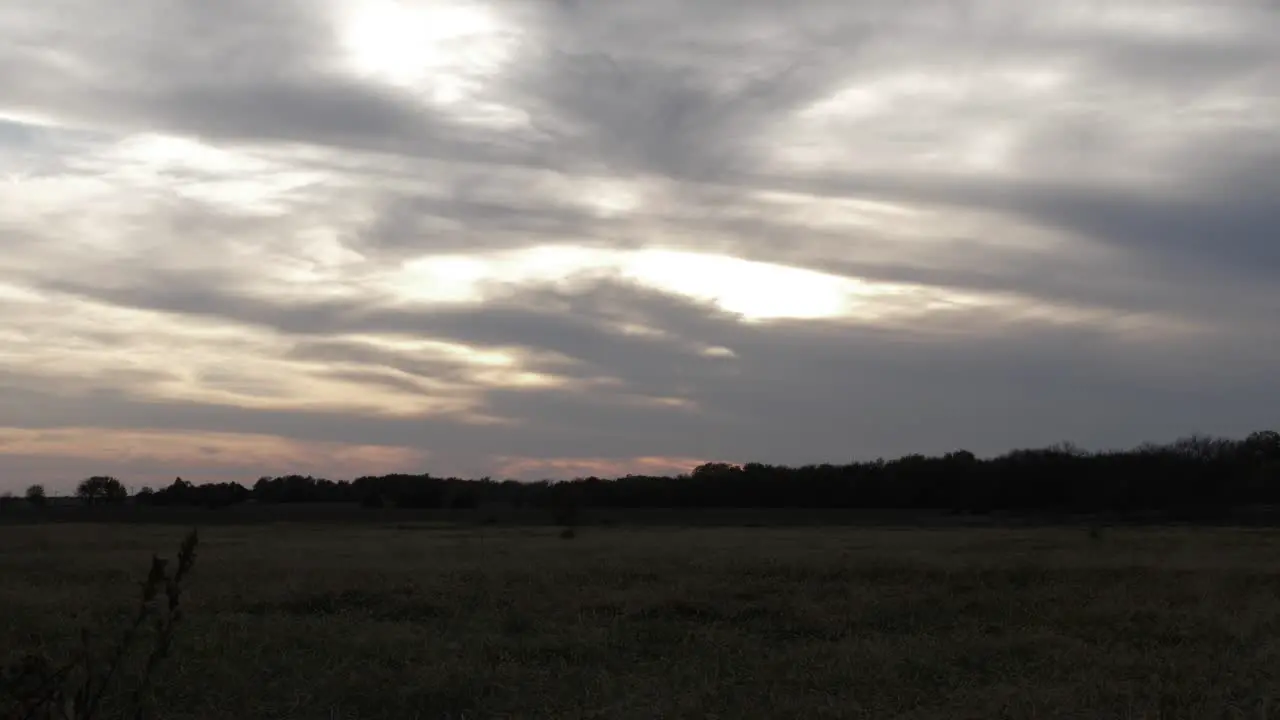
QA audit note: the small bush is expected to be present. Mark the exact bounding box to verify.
[24,485,47,507]
[0,529,199,720]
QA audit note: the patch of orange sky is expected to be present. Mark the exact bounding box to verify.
[0,427,714,491]
[0,428,424,491]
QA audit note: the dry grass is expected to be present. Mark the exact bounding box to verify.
[2,529,198,720]
[4,523,1280,718]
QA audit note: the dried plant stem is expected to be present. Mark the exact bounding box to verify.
[1,529,198,720]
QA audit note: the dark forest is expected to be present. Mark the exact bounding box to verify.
[84,430,1280,521]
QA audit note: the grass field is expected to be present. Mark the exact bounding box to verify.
[4,522,1280,719]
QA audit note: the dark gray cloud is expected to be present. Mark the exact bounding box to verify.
[3,277,1275,477]
[503,48,841,181]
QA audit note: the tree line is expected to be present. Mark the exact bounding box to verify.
[9,430,1278,521]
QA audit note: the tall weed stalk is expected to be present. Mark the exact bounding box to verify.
[0,529,199,720]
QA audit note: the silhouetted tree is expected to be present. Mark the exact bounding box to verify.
[144,477,248,508]
[76,476,128,505]
[24,484,46,507]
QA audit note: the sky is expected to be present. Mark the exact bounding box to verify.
[1,0,1278,493]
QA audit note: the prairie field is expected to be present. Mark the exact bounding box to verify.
[4,521,1280,719]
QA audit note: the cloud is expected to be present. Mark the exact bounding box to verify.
[0,0,1277,489]
[3,276,1273,477]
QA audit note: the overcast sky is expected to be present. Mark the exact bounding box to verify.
[1,0,1277,492]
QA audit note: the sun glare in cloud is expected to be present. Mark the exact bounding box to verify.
[620,250,870,320]
[333,0,524,125]
[387,245,918,321]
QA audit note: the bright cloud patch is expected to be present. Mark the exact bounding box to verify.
[390,245,935,320]
[91,134,324,214]
[331,0,528,127]
[338,0,512,91]
[621,250,892,321]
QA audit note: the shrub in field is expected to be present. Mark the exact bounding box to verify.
[25,484,47,507]
[0,529,199,720]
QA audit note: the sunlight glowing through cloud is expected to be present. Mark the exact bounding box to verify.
[339,0,504,91]
[0,294,485,418]
[331,0,527,126]
[387,245,923,321]
[621,250,877,320]
[379,242,1205,337]
[308,335,565,393]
